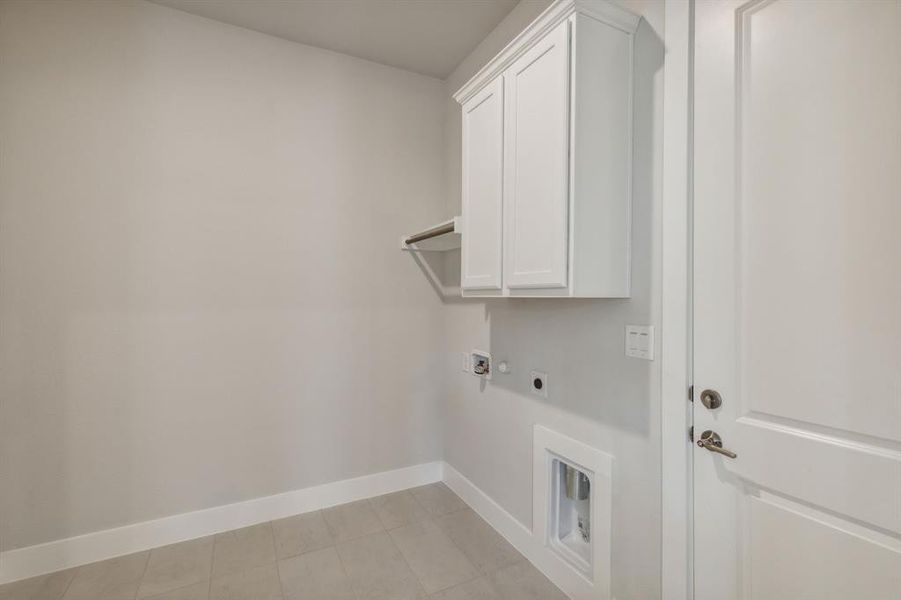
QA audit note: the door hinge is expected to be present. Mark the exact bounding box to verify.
[688,385,694,402]
[688,426,694,442]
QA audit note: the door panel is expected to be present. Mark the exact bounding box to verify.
[747,493,901,600]
[693,1,901,599]
[737,0,901,443]
[734,417,901,533]
[461,78,504,290]
[503,20,570,289]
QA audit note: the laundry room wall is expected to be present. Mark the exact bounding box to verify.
[440,2,665,598]
[0,0,448,550]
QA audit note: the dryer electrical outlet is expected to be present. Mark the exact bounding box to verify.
[531,371,548,397]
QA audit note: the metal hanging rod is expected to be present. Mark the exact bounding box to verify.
[404,221,456,245]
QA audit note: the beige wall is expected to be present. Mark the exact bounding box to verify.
[0,0,447,550]
[440,2,665,599]
[0,6,668,597]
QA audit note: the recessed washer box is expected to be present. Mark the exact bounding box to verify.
[471,350,491,379]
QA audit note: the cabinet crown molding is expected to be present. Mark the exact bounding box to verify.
[452,0,640,105]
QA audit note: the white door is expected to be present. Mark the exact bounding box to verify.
[503,20,570,290]
[461,77,504,291]
[693,1,901,599]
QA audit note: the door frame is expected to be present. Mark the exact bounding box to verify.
[661,1,694,599]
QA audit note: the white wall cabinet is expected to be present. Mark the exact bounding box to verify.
[504,20,571,290]
[454,0,639,298]
[461,78,504,291]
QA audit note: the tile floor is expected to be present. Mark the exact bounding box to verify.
[0,483,569,600]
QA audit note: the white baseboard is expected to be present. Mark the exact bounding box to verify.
[442,462,598,600]
[0,461,443,585]
[4,459,600,598]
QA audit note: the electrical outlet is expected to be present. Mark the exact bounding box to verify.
[531,370,548,398]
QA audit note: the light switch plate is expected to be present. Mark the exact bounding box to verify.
[625,325,655,360]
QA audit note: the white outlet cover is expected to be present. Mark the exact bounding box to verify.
[625,325,655,360]
[531,370,548,397]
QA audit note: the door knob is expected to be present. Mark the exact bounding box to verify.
[699,389,722,410]
[696,430,737,459]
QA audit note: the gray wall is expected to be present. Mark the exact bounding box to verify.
[0,5,668,597]
[0,0,447,550]
[441,2,665,598]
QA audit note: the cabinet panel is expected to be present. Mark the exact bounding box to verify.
[461,78,504,291]
[503,20,570,289]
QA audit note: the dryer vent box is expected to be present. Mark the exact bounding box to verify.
[533,425,613,598]
[550,459,592,572]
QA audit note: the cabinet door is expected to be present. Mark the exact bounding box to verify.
[503,20,570,290]
[461,77,504,291]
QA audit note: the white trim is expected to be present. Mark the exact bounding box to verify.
[442,464,534,562]
[0,461,442,585]
[661,1,694,599]
[452,0,640,104]
[443,461,604,600]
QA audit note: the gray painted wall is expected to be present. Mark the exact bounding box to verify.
[0,0,447,550]
[0,4,668,597]
[441,2,665,598]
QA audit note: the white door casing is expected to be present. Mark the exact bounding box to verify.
[461,77,504,291]
[693,1,901,599]
[503,19,571,290]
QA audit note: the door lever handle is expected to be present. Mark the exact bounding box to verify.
[696,430,737,459]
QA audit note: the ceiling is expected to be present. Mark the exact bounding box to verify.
[149,0,520,79]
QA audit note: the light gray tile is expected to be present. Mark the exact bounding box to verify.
[435,509,521,574]
[335,532,427,600]
[429,562,567,600]
[369,491,429,530]
[485,561,567,600]
[211,523,276,579]
[63,551,150,600]
[0,569,76,600]
[138,537,214,598]
[143,581,209,600]
[410,484,466,518]
[388,520,478,594]
[272,511,332,559]
[428,577,500,600]
[209,564,281,600]
[277,547,354,600]
[322,500,384,542]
